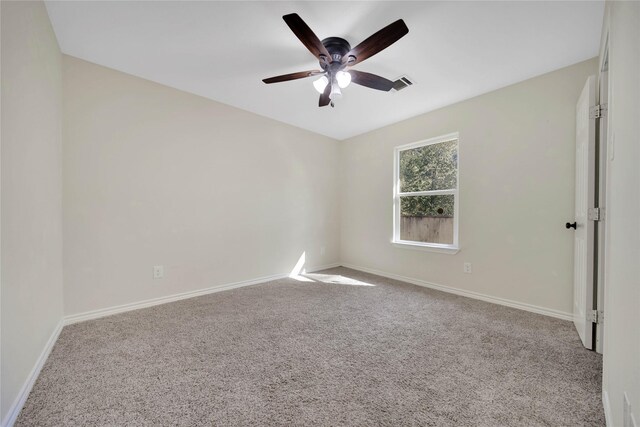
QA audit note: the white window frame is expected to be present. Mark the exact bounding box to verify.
[392,132,460,254]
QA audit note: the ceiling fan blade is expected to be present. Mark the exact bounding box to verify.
[283,13,331,61]
[345,19,409,66]
[263,70,324,84]
[350,70,394,91]
[319,83,331,107]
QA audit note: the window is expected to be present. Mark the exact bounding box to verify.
[393,133,459,253]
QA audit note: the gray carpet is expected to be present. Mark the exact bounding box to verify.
[16,267,604,426]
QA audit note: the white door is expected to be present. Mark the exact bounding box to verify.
[572,75,597,349]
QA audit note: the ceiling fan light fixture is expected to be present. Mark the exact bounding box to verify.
[329,83,342,100]
[313,75,329,93]
[336,71,351,88]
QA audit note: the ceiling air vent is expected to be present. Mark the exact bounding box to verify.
[391,75,414,92]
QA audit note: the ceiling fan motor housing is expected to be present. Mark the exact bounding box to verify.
[321,37,351,64]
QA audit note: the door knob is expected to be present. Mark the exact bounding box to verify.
[566,222,577,229]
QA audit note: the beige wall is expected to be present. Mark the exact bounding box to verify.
[1,1,64,423]
[340,58,598,317]
[62,56,340,316]
[600,1,640,425]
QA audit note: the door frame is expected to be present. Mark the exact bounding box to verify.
[594,40,609,355]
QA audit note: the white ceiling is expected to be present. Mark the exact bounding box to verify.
[45,1,604,140]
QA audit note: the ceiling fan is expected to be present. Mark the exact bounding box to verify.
[262,14,409,107]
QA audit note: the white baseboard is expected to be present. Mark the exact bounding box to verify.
[603,390,613,427]
[64,273,286,325]
[2,319,64,427]
[64,262,341,326]
[307,262,341,272]
[341,263,573,321]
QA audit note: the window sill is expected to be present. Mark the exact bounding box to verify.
[391,240,460,254]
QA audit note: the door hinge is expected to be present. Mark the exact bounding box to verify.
[588,309,603,324]
[589,104,608,119]
[588,207,603,221]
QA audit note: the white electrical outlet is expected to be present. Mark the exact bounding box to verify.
[153,265,164,279]
[320,246,326,256]
[463,262,472,274]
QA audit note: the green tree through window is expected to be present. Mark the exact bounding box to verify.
[399,139,457,217]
